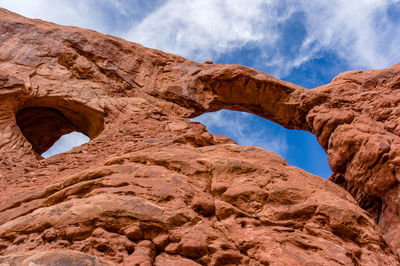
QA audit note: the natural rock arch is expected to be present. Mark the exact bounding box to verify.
[1,7,400,264]
[14,97,104,156]
[159,60,400,228]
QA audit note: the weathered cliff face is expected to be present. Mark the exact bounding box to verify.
[0,8,400,265]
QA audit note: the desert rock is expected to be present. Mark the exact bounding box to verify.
[0,8,400,265]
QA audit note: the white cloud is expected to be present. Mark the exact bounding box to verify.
[124,0,281,61]
[0,0,160,36]
[0,0,103,31]
[42,131,90,158]
[192,110,289,157]
[297,0,400,70]
[124,0,400,76]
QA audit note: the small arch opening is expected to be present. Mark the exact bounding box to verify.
[15,98,104,158]
[42,131,90,158]
[16,107,84,155]
[192,109,332,179]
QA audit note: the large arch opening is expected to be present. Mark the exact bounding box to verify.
[193,109,332,179]
[15,98,104,158]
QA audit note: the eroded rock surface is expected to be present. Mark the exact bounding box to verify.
[0,8,400,265]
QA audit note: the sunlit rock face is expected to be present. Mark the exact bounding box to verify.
[0,8,400,265]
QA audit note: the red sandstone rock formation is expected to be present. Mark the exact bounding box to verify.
[0,8,400,265]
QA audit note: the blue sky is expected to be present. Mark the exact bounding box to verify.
[2,0,400,178]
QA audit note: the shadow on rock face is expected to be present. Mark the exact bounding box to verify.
[15,97,104,156]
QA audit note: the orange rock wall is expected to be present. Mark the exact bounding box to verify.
[1,8,400,265]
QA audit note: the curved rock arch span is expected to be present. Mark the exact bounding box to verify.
[1,8,400,264]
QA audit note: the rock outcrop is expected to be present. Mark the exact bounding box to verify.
[1,8,400,265]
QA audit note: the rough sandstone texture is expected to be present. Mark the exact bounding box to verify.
[0,8,400,265]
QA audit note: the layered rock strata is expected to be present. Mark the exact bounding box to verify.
[0,8,400,265]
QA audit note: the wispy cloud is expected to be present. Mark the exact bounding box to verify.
[0,0,163,36]
[123,0,400,77]
[124,0,280,61]
[297,0,400,70]
[0,0,102,31]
